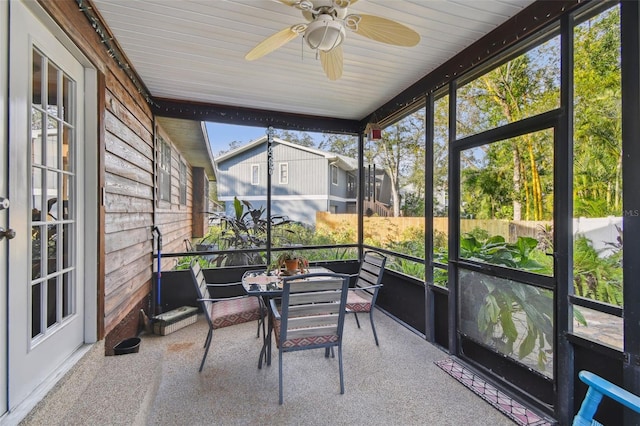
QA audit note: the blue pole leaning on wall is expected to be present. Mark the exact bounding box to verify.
[152,226,162,315]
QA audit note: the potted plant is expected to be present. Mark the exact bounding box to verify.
[273,252,309,275]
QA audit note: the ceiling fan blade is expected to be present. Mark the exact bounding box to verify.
[334,0,359,7]
[276,0,300,6]
[350,14,420,47]
[245,26,300,61]
[320,46,343,81]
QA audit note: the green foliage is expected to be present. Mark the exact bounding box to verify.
[573,234,623,306]
[458,234,553,372]
[460,233,547,273]
[211,197,293,266]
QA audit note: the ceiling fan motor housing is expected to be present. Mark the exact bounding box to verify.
[305,14,346,51]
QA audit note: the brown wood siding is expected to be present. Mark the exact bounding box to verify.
[154,125,193,271]
[37,0,197,336]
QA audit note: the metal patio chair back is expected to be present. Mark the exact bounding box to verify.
[346,250,387,345]
[190,261,264,372]
[270,272,350,404]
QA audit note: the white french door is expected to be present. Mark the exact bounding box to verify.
[6,0,87,411]
[1,0,9,418]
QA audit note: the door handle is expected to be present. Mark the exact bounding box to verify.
[0,197,9,210]
[0,227,16,241]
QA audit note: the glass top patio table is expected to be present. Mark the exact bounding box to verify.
[241,266,333,368]
[241,267,333,296]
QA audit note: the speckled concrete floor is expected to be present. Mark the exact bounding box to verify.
[21,311,516,426]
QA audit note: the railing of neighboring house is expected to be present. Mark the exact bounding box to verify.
[363,199,392,217]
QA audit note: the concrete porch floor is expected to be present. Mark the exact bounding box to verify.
[20,311,517,425]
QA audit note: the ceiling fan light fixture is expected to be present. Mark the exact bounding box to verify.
[305,15,345,51]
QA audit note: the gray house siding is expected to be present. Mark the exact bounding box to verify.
[216,138,356,225]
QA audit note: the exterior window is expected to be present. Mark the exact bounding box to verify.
[279,162,288,184]
[251,164,260,185]
[347,173,355,196]
[159,136,171,202]
[179,160,187,205]
[331,164,338,185]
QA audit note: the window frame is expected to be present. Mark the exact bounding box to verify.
[158,135,171,203]
[179,159,187,206]
[251,163,260,185]
[279,162,288,185]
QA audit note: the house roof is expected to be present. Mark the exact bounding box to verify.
[156,117,216,180]
[215,136,357,171]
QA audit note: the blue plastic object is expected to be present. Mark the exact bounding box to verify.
[573,370,640,425]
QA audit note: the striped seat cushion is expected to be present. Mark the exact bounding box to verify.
[210,297,262,329]
[273,319,339,349]
[346,291,372,312]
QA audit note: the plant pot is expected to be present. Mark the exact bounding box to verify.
[113,337,141,355]
[284,259,299,273]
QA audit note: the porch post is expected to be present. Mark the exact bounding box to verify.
[621,1,640,424]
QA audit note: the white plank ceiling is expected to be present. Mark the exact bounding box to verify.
[91,0,536,121]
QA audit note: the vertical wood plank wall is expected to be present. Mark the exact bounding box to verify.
[38,0,196,336]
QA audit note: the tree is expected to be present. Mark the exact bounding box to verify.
[456,37,559,221]
[366,112,425,217]
[273,129,316,147]
[573,7,621,217]
[318,133,357,157]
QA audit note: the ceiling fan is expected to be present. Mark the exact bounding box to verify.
[245,0,420,80]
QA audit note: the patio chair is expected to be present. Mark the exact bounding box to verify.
[346,251,387,345]
[573,370,640,425]
[190,261,264,372]
[270,272,350,404]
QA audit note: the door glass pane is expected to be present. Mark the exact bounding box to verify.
[62,174,71,220]
[63,272,72,318]
[47,61,59,118]
[47,277,58,328]
[31,108,43,165]
[47,224,58,274]
[459,269,554,378]
[47,119,59,169]
[31,283,42,338]
[32,225,43,280]
[32,50,43,108]
[63,223,71,269]
[459,129,554,276]
[62,74,71,122]
[62,124,72,172]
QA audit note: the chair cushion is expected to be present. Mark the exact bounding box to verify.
[210,297,262,329]
[273,319,339,349]
[346,291,372,312]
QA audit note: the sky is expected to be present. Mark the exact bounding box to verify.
[205,122,326,158]
[205,122,268,157]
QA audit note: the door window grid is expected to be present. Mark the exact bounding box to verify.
[30,47,76,339]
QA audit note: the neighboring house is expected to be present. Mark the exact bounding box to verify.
[215,136,360,225]
[1,1,215,417]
